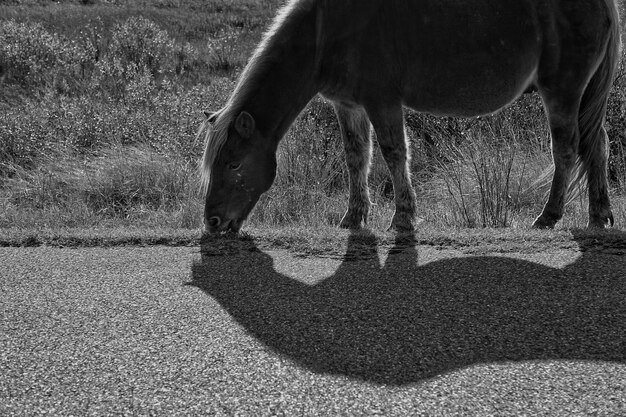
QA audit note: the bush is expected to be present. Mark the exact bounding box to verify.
[206,28,249,72]
[0,20,90,90]
[90,16,200,98]
[107,16,176,76]
[0,102,49,172]
[0,76,234,179]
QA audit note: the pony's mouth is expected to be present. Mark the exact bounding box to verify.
[204,196,258,234]
[223,218,244,233]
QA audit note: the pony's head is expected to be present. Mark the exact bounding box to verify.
[200,109,277,234]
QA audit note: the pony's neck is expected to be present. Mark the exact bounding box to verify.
[231,1,321,149]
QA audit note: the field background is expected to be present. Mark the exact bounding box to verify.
[1,0,625,235]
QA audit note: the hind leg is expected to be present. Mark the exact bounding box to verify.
[334,102,373,229]
[586,126,613,227]
[365,102,416,232]
[533,96,581,229]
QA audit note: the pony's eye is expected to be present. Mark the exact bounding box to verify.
[229,162,242,171]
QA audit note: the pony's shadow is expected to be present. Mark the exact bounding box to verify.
[189,230,626,385]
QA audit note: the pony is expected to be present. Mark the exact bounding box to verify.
[199,0,620,233]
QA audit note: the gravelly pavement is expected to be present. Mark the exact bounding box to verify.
[1,232,625,416]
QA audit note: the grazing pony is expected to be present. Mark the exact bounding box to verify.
[200,0,620,233]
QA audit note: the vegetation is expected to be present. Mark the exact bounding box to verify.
[1,0,625,234]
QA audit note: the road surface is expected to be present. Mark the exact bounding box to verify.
[1,231,625,415]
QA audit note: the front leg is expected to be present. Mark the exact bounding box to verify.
[334,102,373,229]
[366,102,417,232]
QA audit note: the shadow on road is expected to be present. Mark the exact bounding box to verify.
[189,230,626,385]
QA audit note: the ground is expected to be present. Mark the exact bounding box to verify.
[1,227,625,415]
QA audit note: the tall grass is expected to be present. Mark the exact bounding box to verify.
[1,145,203,229]
[428,129,550,228]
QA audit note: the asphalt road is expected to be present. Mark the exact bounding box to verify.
[1,231,626,416]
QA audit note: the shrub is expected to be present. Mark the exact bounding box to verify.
[0,76,235,179]
[0,20,90,90]
[74,18,106,74]
[174,41,201,75]
[205,28,250,71]
[107,16,176,76]
[90,16,200,98]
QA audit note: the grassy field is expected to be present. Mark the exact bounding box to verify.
[1,0,625,238]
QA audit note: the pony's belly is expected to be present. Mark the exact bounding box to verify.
[403,84,530,118]
[402,59,538,118]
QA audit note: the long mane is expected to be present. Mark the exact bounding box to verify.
[199,0,313,193]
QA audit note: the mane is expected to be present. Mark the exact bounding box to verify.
[199,0,316,193]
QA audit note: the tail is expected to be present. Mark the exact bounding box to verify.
[573,0,621,195]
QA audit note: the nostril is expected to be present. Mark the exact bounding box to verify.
[206,216,221,228]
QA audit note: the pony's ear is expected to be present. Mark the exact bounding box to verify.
[204,111,218,124]
[234,111,255,139]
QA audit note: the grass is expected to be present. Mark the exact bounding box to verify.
[0,0,625,241]
[2,222,624,257]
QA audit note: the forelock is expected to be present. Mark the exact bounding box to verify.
[199,108,236,192]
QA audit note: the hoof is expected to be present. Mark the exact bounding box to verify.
[339,213,366,229]
[532,214,558,229]
[387,212,415,232]
[587,212,614,229]
[387,223,414,233]
[339,219,363,229]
